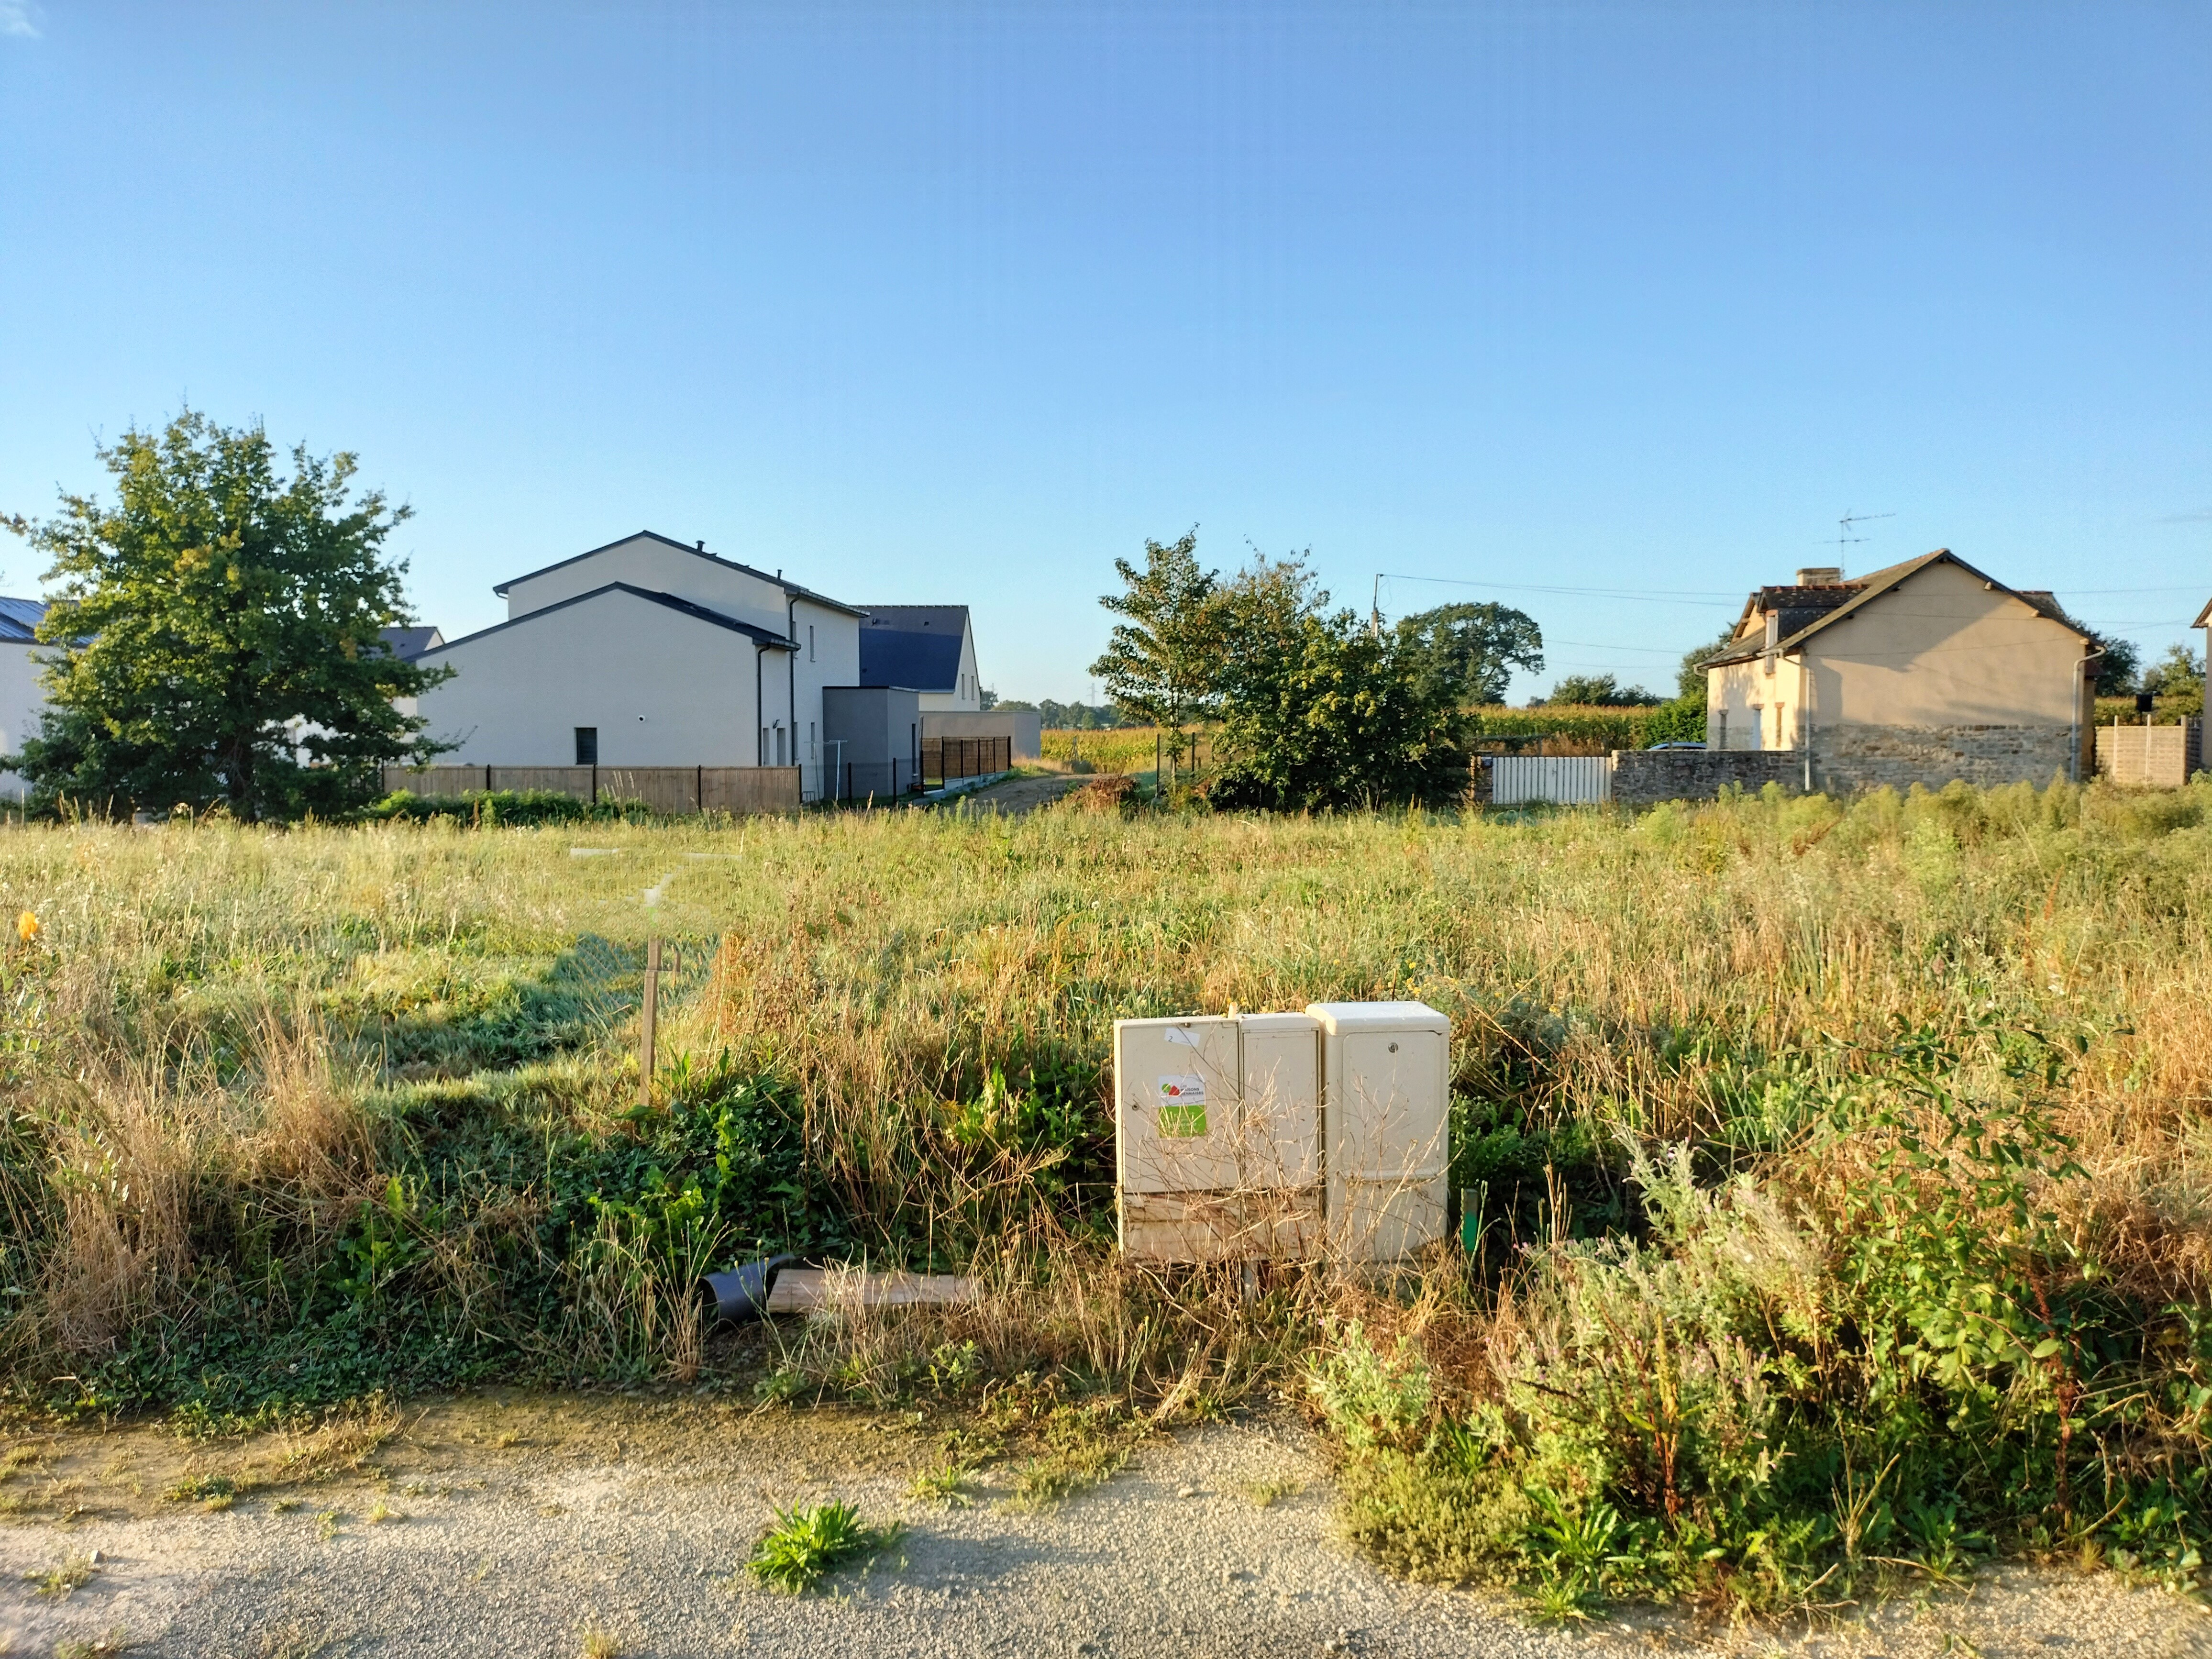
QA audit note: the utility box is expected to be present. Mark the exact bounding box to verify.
[1114,1012,1323,1261]
[1307,1001,1451,1262]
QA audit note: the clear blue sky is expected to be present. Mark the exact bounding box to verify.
[3,3,2207,703]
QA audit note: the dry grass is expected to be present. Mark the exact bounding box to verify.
[0,777,2207,1424]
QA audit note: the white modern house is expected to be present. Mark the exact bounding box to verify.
[414,531,871,785]
[0,597,48,799]
[859,605,982,712]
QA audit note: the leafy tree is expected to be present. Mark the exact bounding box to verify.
[3,410,447,820]
[1089,530,1221,734]
[1391,602,1543,707]
[1543,672,1660,707]
[2080,628,2140,696]
[1675,623,1742,699]
[2141,640,2204,700]
[1208,553,1462,810]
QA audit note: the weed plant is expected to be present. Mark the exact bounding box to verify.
[0,776,2209,1612]
[745,1500,896,1593]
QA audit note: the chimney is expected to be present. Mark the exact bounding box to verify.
[1795,566,1843,587]
[696,540,705,551]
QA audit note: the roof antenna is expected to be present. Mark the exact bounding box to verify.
[1828,510,1893,571]
[1370,574,1384,641]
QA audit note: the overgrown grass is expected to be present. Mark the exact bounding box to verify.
[1,777,2209,1614]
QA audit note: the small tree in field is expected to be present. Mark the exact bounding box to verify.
[1207,553,1462,811]
[1090,530,1221,785]
[4,410,448,820]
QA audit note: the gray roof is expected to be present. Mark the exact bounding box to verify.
[0,597,47,642]
[416,583,798,658]
[378,625,443,661]
[858,605,969,693]
[491,530,864,618]
[1704,550,2094,669]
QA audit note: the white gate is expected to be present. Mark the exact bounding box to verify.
[1491,755,1614,806]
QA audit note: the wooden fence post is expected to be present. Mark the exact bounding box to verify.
[639,937,662,1109]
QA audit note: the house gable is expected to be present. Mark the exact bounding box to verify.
[496,531,863,637]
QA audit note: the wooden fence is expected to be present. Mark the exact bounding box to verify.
[920,735,1012,787]
[2096,719,2202,789]
[380,765,802,816]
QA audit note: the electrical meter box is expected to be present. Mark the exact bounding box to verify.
[1306,1000,1451,1261]
[1114,1012,1322,1261]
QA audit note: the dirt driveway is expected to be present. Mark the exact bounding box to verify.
[2,1397,2201,1659]
[945,774,1091,816]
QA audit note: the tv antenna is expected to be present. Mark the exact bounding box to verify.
[1371,574,1384,641]
[1830,510,1893,566]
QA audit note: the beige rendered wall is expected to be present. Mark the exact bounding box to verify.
[503,536,792,636]
[1805,561,2083,728]
[1707,656,1809,751]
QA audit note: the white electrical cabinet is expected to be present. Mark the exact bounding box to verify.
[1114,1012,1322,1261]
[1113,1001,1450,1263]
[1307,1001,1451,1261]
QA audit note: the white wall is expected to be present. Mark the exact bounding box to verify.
[0,642,46,798]
[416,587,772,766]
[789,596,862,772]
[916,618,982,713]
[502,535,791,636]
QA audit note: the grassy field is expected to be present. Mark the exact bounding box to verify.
[2,779,2209,1615]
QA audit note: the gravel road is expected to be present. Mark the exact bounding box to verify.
[1,1396,2203,1659]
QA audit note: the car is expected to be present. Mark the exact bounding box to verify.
[1644,741,1706,750]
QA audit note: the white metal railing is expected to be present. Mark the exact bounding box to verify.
[1491,754,1614,806]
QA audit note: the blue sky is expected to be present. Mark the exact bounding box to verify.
[2,3,2207,703]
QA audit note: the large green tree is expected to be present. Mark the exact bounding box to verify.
[1391,601,1544,707]
[1089,531,1221,734]
[1207,554,1463,810]
[3,410,448,820]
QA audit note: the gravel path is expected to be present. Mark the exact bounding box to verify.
[1,1398,2202,1659]
[948,774,1090,816]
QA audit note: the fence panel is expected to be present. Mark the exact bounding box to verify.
[1491,754,1614,806]
[379,764,797,815]
[2096,721,2201,789]
[698,767,800,814]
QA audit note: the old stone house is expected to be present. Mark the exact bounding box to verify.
[1704,550,2099,790]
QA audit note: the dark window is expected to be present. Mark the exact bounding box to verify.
[575,727,598,765]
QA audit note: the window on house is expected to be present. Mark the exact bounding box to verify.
[808,720,816,759]
[1748,705,1762,750]
[775,726,786,766]
[575,727,597,766]
[1714,711,1727,751]
[808,625,816,661]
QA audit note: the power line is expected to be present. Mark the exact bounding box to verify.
[1378,573,1740,605]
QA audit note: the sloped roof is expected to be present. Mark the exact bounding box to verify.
[416,583,797,658]
[2194,595,2212,629]
[1704,550,2095,669]
[857,605,969,692]
[0,597,47,642]
[492,530,863,617]
[378,625,443,661]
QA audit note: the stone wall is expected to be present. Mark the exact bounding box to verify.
[1811,723,2076,794]
[1611,749,1804,807]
